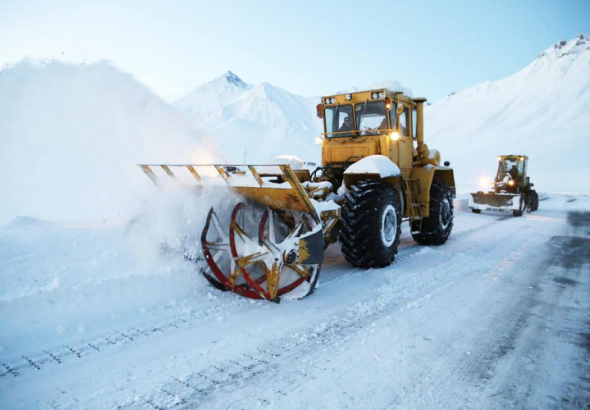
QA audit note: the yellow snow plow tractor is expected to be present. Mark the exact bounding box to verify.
[469,155,539,217]
[139,89,455,302]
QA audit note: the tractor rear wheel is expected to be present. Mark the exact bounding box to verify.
[339,180,402,268]
[411,180,454,245]
[529,191,539,211]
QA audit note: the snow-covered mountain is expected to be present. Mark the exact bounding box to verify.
[0,60,200,224]
[175,72,321,164]
[2,34,587,226]
[426,34,590,193]
[175,71,253,129]
[177,34,590,195]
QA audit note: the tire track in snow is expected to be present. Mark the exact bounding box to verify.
[383,229,553,409]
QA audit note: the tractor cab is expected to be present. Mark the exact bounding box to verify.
[495,155,528,193]
[470,154,538,217]
[320,90,395,138]
[316,89,423,178]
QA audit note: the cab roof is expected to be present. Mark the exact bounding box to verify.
[321,89,418,106]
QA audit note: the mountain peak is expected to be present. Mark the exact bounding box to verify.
[222,70,247,88]
[538,33,589,59]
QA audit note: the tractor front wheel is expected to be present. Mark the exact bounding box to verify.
[513,194,526,217]
[339,180,402,268]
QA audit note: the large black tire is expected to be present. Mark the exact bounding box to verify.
[529,190,539,211]
[411,180,454,245]
[339,180,402,268]
[513,194,525,217]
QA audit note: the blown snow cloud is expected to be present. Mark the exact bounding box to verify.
[0,60,200,223]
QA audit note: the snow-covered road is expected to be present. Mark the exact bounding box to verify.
[1,196,589,409]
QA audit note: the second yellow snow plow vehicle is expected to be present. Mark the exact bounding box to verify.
[140,89,456,302]
[469,155,539,217]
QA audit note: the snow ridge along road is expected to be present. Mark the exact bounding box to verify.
[1,196,589,409]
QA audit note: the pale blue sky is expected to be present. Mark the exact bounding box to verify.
[1,0,588,102]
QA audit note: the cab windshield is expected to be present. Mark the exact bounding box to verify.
[324,101,390,137]
[497,158,519,181]
[355,101,388,135]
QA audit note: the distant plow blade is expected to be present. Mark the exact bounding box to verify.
[469,192,520,211]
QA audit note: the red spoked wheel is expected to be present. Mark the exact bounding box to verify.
[201,203,322,302]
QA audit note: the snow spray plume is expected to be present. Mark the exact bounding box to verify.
[126,185,241,267]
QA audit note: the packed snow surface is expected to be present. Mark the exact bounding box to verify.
[1,195,589,409]
[2,34,590,408]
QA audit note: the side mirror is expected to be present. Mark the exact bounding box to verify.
[444,161,450,167]
[396,103,404,115]
[316,104,324,118]
[531,182,535,187]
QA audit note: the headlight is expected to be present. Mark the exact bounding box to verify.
[371,92,378,99]
[330,97,336,104]
[508,179,515,186]
[390,131,400,141]
[345,94,352,100]
[325,98,330,104]
[378,91,385,98]
[479,178,493,188]
[315,136,324,146]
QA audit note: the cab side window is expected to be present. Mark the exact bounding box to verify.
[412,109,417,140]
[399,108,409,137]
[389,103,397,129]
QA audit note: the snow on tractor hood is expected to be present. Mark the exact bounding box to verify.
[344,155,401,178]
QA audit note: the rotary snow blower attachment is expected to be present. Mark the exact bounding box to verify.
[140,88,457,302]
[138,163,338,302]
[469,155,539,217]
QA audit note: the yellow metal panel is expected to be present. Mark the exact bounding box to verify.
[247,166,264,187]
[229,186,312,214]
[322,138,380,165]
[409,167,436,217]
[434,169,456,192]
[186,165,201,182]
[160,165,176,178]
[139,165,158,185]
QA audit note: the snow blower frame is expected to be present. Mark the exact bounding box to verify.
[139,163,339,302]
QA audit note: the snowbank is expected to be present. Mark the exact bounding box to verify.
[0,59,203,224]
